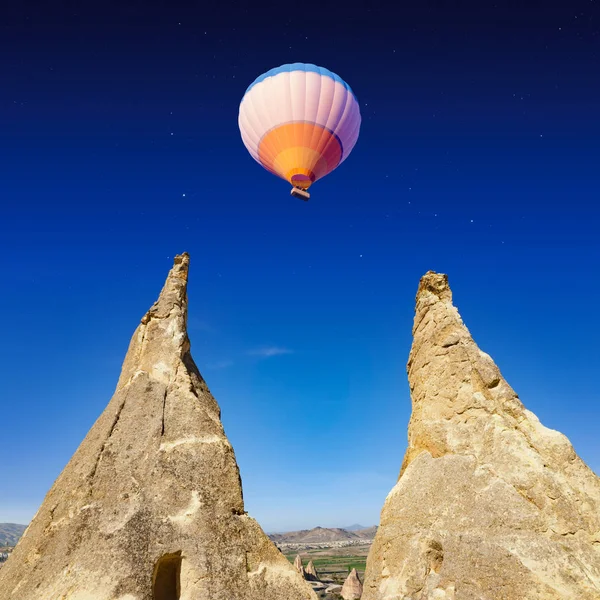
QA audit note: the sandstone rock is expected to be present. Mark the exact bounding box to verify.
[326,584,343,594]
[363,271,600,600]
[0,254,316,600]
[305,559,319,581]
[341,568,363,599]
[294,554,307,579]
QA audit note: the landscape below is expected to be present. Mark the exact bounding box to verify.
[1,257,598,600]
[0,523,371,599]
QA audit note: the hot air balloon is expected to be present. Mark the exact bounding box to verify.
[238,63,361,201]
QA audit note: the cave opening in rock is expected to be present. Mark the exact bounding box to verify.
[152,551,182,600]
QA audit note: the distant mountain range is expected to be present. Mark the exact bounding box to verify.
[0,523,26,546]
[1,522,377,547]
[268,525,377,543]
[343,524,368,531]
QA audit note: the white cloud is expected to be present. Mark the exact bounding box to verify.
[205,359,234,370]
[247,346,293,358]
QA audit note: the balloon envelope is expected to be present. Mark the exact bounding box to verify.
[238,63,361,190]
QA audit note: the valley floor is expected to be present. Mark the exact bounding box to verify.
[284,542,371,584]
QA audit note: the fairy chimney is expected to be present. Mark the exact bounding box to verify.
[0,254,316,600]
[362,271,600,599]
[305,560,319,581]
[341,568,363,600]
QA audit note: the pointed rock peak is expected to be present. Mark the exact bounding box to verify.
[115,252,196,392]
[305,559,319,581]
[341,568,363,600]
[416,270,452,302]
[144,252,190,322]
[363,272,600,600]
[293,554,303,572]
[293,554,307,580]
[0,253,316,600]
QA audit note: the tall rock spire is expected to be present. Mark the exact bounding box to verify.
[341,568,363,600]
[0,253,316,600]
[293,554,305,576]
[363,271,600,599]
[305,560,319,582]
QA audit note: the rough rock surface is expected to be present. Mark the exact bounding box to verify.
[305,559,319,581]
[0,254,316,600]
[363,271,600,600]
[341,568,363,600]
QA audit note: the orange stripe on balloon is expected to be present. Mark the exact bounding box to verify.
[258,122,342,184]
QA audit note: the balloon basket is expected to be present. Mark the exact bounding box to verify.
[290,187,310,201]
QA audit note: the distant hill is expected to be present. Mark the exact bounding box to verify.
[0,523,26,546]
[354,525,378,538]
[268,525,377,543]
[3,521,377,547]
[343,524,367,531]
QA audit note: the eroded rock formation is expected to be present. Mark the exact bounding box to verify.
[0,253,316,600]
[341,568,363,600]
[305,560,319,581]
[363,271,600,600]
[293,554,306,579]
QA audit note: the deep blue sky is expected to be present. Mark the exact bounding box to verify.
[1,1,599,532]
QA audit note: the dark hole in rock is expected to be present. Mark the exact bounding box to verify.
[426,540,444,573]
[152,551,182,600]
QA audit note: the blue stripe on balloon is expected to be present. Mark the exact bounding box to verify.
[243,63,358,103]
